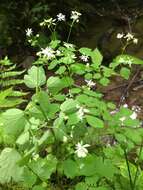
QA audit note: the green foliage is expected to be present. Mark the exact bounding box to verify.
[0,57,26,109]
[0,10,143,190]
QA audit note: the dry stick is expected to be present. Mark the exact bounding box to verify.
[103,78,143,92]
[118,68,140,107]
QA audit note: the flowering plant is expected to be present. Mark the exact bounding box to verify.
[0,11,143,190]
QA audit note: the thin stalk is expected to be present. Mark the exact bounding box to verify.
[67,21,74,42]
[124,148,134,190]
[133,142,143,189]
[36,66,39,94]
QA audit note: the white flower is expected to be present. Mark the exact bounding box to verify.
[86,63,90,67]
[26,28,33,37]
[40,18,56,28]
[119,116,126,122]
[110,109,119,115]
[123,104,128,108]
[124,32,134,41]
[56,50,61,56]
[132,105,141,112]
[130,112,137,120]
[80,55,89,62]
[63,42,74,48]
[85,80,96,89]
[57,13,66,21]
[70,11,82,22]
[77,106,89,120]
[75,142,90,158]
[133,38,138,44]
[37,47,55,59]
[117,33,124,39]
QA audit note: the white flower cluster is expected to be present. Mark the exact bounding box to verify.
[57,13,66,21]
[85,79,96,89]
[40,18,56,28]
[80,55,89,62]
[117,32,138,44]
[76,105,89,120]
[37,47,55,59]
[75,142,90,158]
[70,11,82,23]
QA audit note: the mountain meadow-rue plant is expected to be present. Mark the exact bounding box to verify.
[0,11,143,190]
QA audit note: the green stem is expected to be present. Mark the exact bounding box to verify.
[67,21,74,42]
[133,142,143,189]
[124,148,134,190]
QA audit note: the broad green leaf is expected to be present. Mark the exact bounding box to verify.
[91,48,103,69]
[60,99,78,114]
[22,167,37,188]
[120,67,130,79]
[0,148,23,183]
[1,109,26,139]
[24,66,46,88]
[28,155,57,180]
[75,182,88,190]
[99,77,110,86]
[86,115,104,128]
[16,131,29,145]
[79,47,92,56]
[47,76,65,94]
[63,159,78,178]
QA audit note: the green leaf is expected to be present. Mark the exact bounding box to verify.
[1,109,26,139]
[60,99,78,114]
[22,167,37,188]
[120,67,130,79]
[99,77,110,86]
[16,131,29,145]
[0,148,23,183]
[29,155,57,180]
[75,182,88,190]
[79,47,92,56]
[47,76,64,94]
[86,115,104,128]
[56,66,66,74]
[91,48,103,69]
[24,66,46,88]
[63,159,78,178]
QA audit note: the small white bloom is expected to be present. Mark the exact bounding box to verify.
[130,112,137,120]
[117,33,124,39]
[133,38,138,44]
[75,142,90,158]
[80,55,89,62]
[56,50,61,56]
[63,136,68,142]
[26,28,33,37]
[63,42,74,48]
[85,80,96,89]
[37,47,55,59]
[132,105,141,112]
[119,116,126,122]
[86,63,90,67]
[124,32,134,41]
[123,104,128,108]
[110,109,119,115]
[70,11,82,22]
[57,13,66,21]
[40,18,56,28]
[77,106,89,120]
